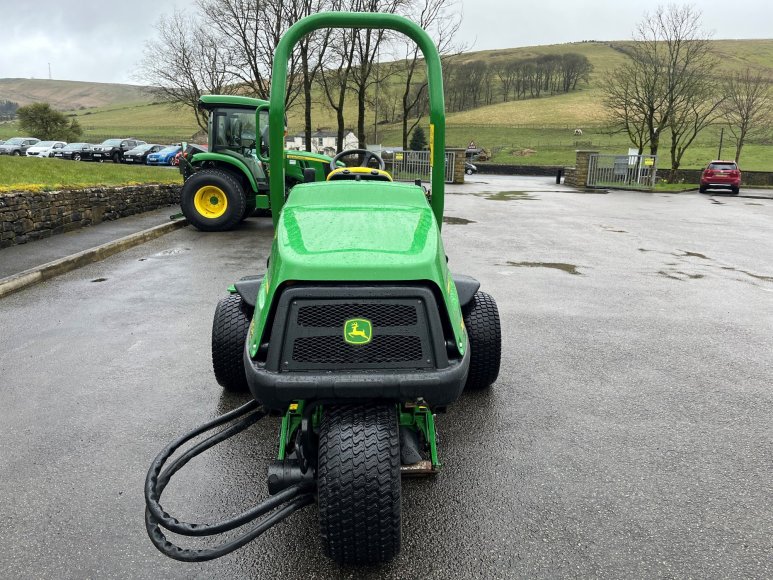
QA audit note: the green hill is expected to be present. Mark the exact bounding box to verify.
[2,39,772,169]
[0,78,149,110]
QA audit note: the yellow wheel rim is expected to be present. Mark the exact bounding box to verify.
[193,185,228,219]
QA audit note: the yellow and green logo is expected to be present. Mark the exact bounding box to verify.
[344,318,372,345]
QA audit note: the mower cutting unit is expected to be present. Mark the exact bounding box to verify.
[145,12,501,567]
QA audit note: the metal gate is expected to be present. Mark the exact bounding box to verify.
[587,154,657,190]
[389,150,455,183]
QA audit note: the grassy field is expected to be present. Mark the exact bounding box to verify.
[2,39,772,170]
[0,156,182,193]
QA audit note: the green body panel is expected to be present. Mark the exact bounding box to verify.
[247,181,466,357]
[190,150,329,194]
[199,94,267,109]
[191,152,262,192]
[267,12,446,229]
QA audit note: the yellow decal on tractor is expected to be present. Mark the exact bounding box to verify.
[344,318,373,345]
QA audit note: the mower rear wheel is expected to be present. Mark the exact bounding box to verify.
[181,169,247,231]
[463,291,502,390]
[211,293,253,392]
[317,405,401,566]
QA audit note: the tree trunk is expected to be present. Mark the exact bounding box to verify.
[301,48,312,152]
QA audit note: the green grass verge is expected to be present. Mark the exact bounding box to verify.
[0,156,182,193]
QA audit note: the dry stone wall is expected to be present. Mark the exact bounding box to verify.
[0,184,180,248]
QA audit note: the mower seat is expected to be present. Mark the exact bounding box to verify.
[327,167,393,182]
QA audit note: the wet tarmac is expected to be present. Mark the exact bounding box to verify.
[1,174,771,578]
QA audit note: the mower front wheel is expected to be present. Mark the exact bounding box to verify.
[463,291,502,390]
[181,170,247,231]
[317,405,401,566]
[211,293,253,392]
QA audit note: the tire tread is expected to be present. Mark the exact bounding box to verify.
[317,405,401,566]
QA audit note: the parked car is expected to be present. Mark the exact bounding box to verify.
[26,140,67,158]
[0,137,40,156]
[54,142,94,161]
[122,144,163,165]
[465,162,477,175]
[146,145,182,166]
[91,138,146,163]
[699,160,741,195]
[0,140,5,146]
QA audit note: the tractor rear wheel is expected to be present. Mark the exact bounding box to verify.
[462,291,501,390]
[211,293,253,392]
[317,405,401,566]
[181,169,247,231]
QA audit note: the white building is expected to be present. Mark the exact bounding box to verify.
[285,130,358,155]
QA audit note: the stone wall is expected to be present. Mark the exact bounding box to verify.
[564,150,598,188]
[658,168,773,187]
[476,163,565,177]
[0,184,181,248]
[447,148,466,184]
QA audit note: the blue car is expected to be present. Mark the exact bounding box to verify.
[146,145,182,166]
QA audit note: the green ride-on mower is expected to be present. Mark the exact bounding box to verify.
[179,94,337,231]
[145,12,502,567]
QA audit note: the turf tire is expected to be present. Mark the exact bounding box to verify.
[317,405,401,566]
[462,291,502,390]
[181,169,247,232]
[211,293,253,392]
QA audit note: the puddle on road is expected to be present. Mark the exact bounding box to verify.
[443,216,476,225]
[745,202,763,206]
[601,225,628,233]
[677,250,710,260]
[485,191,540,201]
[91,278,107,283]
[506,261,582,275]
[148,247,191,259]
[709,198,725,205]
[720,266,773,282]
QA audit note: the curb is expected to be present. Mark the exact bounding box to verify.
[0,218,188,299]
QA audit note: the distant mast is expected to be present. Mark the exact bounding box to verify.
[48,63,51,80]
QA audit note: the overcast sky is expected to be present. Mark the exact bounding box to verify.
[1,0,771,85]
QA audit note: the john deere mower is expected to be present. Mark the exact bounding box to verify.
[145,12,501,567]
[179,94,337,231]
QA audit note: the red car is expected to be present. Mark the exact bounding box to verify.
[699,160,741,195]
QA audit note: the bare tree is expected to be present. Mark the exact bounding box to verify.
[284,0,330,150]
[136,10,236,131]
[604,5,716,160]
[196,0,303,107]
[603,66,651,154]
[391,0,462,148]
[318,25,358,152]
[668,83,725,177]
[347,0,406,148]
[721,68,773,163]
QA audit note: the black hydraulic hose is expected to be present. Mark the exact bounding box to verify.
[144,399,316,561]
[145,493,315,562]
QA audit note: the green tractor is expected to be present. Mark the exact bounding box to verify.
[145,12,501,567]
[179,94,336,231]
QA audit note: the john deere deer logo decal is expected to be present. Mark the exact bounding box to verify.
[344,318,372,345]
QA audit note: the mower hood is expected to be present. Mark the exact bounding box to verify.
[273,181,444,282]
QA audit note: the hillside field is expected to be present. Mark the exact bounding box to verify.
[2,39,772,170]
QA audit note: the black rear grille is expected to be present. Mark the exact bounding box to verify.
[271,290,443,372]
[293,335,423,364]
[297,303,417,327]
